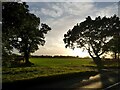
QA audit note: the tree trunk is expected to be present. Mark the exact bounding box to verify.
[24,50,30,64]
[24,43,31,65]
[87,49,104,71]
[117,53,119,60]
[118,53,120,60]
[92,57,104,71]
[114,52,117,60]
[25,52,29,64]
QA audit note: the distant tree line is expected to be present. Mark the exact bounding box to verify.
[31,55,79,58]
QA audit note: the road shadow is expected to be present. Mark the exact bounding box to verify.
[2,71,98,90]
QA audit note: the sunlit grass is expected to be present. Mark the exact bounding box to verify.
[3,58,94,83]
[3,58,120,83]
[30,58,93,67]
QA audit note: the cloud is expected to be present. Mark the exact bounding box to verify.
[28,2,118,57]
[95,3,118,17]
[40,6,63,17]
[62,2,94,16]
[23,0,120,2]
[30,2,95,18]
[24,0,94,2]
[30,2,118,20]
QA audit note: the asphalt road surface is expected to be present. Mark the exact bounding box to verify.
[2,69,120,90]
[25,69,120,90]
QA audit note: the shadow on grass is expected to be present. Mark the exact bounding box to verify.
[2,71,98,90]
[10,62,35,68]
[83,65,120,69]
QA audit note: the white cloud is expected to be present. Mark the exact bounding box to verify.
[30,2,118,19]
[62,2,94,16]
[39,2,95,17]
[29,2,95,18]
[40,6,63,17]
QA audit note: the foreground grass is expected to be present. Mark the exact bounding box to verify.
[3,58,120,83]
[3,58,95,83]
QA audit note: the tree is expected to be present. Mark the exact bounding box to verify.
[2,2,28,66]
[107,15,120,60]
[108,34,120,60]
[63,15,120,70]
[2,2,51,65]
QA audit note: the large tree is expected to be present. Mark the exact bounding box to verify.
[63,15,120,70]
[2,2,29,65]
[2,2,51,65]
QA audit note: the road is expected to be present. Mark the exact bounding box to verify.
[103,82,120,90]
[2,69,120,90]
[76,69,120,90]
[25,69,120,90]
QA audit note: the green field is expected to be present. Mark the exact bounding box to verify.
[2,58,120,83]
[3,58,95,83]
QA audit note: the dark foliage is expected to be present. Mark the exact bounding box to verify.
[63,15,120,70]
[2,2,51,65]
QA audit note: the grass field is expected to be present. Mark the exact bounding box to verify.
[3,58,95,83]
[2,58,120,83]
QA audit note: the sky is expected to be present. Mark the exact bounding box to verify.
[21,1,118,57]
[22,0,120,2]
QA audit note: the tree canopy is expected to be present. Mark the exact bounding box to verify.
[2,2,51,65]
[108,34,120,59]
[2,2,29,53]
[63,15,120,69]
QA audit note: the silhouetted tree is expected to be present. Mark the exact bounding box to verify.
[2,2,51,65]
[2,2,29,66]
[108,34,120,60]
[63,15,120,70]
